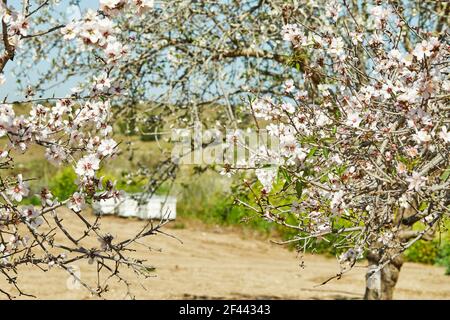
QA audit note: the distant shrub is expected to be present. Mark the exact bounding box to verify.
[99,171,174,195]
[139,132,161,142]
[116,119,137,136]
[435,242,450,275]
[49,167,78,201]
[176,172,274,234]
[212,197,275,233]
[113,177,146,193]
[48,166,162,202]
[404,239,450,275]
[21,195,42,206]
[404,240,439,265]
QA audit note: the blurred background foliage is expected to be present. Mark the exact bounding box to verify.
[14,137,449,274]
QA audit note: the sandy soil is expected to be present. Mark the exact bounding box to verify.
[1,209,449,300]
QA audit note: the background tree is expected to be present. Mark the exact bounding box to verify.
[16,0,303,188]
[225,0,449,300]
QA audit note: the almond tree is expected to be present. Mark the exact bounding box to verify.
[224,1,449,299]
[0,0,166,299]
[6,0,447,300]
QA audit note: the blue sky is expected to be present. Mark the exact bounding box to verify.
[0,0,98,102]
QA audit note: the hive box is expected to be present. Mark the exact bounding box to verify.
[93,193,176,220]
[137,195,177,220]
[117,196,139,218]
[92,197,121,215]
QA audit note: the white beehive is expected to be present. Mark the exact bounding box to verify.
[92,197,121,215]
[94,193,176,220]
[117,196,139,217]
[138,196,177,220]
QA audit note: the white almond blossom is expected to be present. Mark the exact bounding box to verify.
[413,129,432,144]
[406,172,427,192]
[98,138,117,156]
[346,111,362,128]
[438,126,450,143]
[75,154,101,177]
[255,167,278,192]
[6,174,29,202]
[67,192,86,212]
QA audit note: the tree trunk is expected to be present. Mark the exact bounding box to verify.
[364,250,404,300]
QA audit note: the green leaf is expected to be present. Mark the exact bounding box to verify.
[397,154,408,164]
[279,167,292,184]
[335,165,347,176]
[295,181,304,198]
[418,202,428,211]
[440,166,450,182]
[307,147,318,159]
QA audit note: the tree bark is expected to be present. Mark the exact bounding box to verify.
[364,250,404,300]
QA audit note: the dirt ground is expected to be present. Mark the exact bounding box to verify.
[1,209,449,300]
